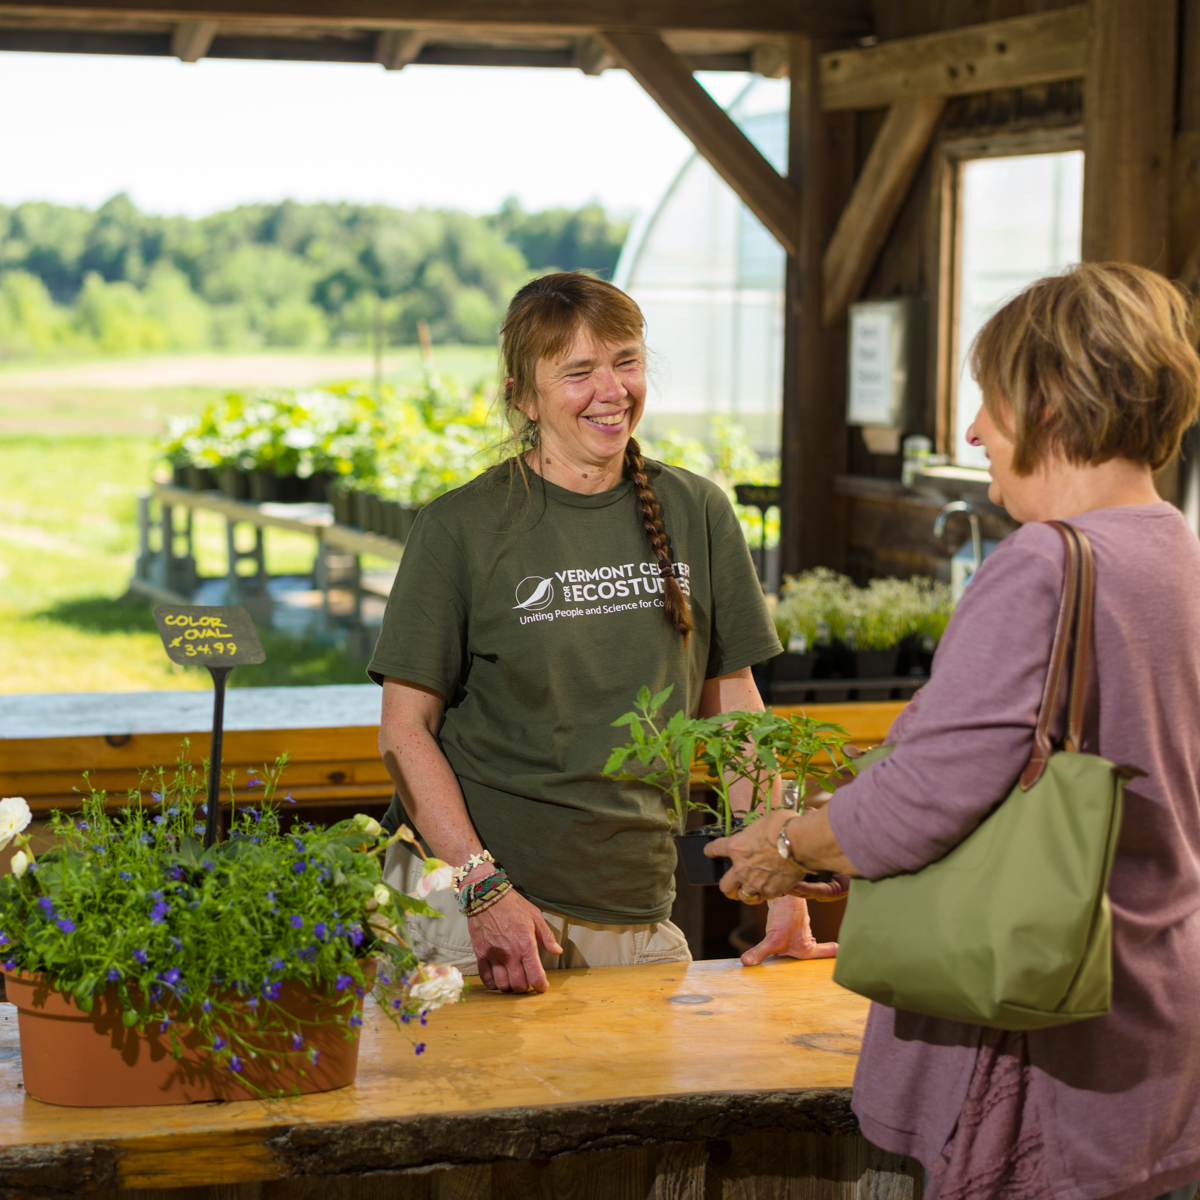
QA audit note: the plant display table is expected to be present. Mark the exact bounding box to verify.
[0,958,921,1199]
[130,483,403,641]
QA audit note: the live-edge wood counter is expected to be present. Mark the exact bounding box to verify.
[0,958,922,1200]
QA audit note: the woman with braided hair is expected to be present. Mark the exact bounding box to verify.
[369,272,826,993]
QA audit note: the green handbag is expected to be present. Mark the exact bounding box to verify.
[832,522,1137,1030]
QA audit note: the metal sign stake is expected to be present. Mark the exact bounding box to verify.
[151,605,267,849]
[204,666,232,849]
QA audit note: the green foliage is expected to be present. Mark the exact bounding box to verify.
[488,197,630,279]
[0,271,76,356]
[641,417,781,549]
[0,753,462,1093]
[604,686,854,836]
[0,194,630,361]
[775,570,955,652]
[373,373,502,508]
[162,374,503,506]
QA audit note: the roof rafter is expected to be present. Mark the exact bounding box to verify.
[0,0,871,36]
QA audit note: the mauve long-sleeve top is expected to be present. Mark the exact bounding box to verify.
[827,505,1200,1200]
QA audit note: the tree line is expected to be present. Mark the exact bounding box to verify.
[0,194,629,359]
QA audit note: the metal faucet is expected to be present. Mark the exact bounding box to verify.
[934,501,983,574]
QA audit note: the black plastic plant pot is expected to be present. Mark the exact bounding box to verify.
[352,490,375,531]
[171,462,189,488]
[326,482,355,526]
[304,472,333,503]
[675,826,735,887]
[185,465,217,492]
[853,646,902,700]
[773,651,816,682]
[250,471,308,505]
[219,467,251,500]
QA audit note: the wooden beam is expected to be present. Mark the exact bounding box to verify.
[821,95,944,326]
[750,40,788,79]
[1171,131,1200,283]
[597,30,800,258]
[781,37,856,575]
[374,27,422,69]
[0,0,872,36]
[575,34,614,75]
[819,7,1087,111]
[1081,0,1176,267]
[169,15,212,58]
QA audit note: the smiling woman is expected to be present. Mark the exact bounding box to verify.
[365,272,830,995]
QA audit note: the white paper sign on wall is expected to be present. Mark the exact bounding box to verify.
[848,307,894,425]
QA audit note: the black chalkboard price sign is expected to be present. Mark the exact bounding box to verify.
[733,484,782,586]
[152,605,266,666]
[152,606,266,848]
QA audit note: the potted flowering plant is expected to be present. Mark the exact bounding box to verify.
[0,754,463,1107]
[603,686,855,886]
[160,385,388,504]
[771,570,954,701]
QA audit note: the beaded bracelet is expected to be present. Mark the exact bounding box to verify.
[452,849,495,890]
[462,882,511,920]
[457,867,512,918]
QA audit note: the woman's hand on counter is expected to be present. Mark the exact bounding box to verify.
[468,889,564,994]
[740,895,837,965]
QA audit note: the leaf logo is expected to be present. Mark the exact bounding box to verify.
[513,576,555,611]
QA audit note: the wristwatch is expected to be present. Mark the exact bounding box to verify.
[776,816,802,862]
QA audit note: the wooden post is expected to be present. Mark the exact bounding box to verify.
[781,38,856,575]
[1177,0,1200,530]
[1081,0,1176,267]
[1083,0,1179,502]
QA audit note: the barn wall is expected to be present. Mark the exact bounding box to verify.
[831,5,1085,582]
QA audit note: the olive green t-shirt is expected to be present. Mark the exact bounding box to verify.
[367,460,780,924]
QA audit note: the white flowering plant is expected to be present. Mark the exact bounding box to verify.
[774,569,955,653]
[0,753,464,1095]
[160,384,388,482]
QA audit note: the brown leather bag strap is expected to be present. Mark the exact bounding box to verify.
[1019,521,1082,791]
[1062,523,1096,754]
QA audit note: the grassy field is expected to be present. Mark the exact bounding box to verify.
[0,347,497,694]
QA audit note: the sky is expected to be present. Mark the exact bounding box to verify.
[0,52,754,219]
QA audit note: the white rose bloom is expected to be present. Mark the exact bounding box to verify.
[372,883,392,909]
[413,863,454,900]
[11,851,28,878]
[408,963,465,1010]
[0,798,32,852]
[350,814,383,837]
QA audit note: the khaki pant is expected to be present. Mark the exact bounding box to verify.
[384,844,692,976]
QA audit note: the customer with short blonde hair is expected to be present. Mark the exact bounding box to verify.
[972,261,1200,473]
[711,262,1200,1200]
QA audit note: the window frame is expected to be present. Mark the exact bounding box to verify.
[931,125,1084,461]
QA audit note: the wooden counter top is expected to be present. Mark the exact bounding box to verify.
[0,957,871,1194]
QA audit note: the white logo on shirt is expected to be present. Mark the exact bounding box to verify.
[513,576,555,611]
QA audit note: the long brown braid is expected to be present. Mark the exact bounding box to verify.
[624,436,693,641]
[497,272,693,643]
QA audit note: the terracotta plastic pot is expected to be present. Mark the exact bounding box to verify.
[5,966,373,1107]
